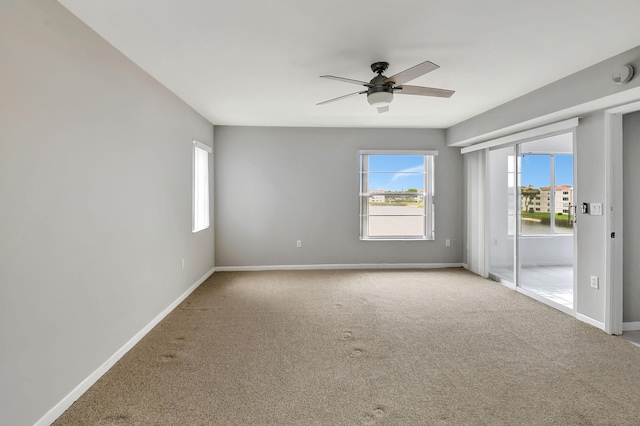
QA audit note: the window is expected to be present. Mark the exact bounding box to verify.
[520,153,573,235]
[359,151,436,240]
[192,140,212,232]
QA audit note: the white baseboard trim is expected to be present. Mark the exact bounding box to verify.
[215,263,464,272]
[623,321,640,332]
[34,266,216,426]
[576,313,606,331]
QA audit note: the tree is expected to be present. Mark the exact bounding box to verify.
[407,188,418,193]
[521,185,540,213]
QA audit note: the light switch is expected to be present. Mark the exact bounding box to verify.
[590,203,603,215]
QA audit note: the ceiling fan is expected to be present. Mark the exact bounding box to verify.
[317,60,455,113]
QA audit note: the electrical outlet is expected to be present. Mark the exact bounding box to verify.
[296,240,302,248]
[181,258,185,269]
[445,239,451,247]
[590,275,599,289]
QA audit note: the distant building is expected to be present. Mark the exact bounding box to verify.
[368,189,425,203]
[369,189,386,203]
[521,185,573,214]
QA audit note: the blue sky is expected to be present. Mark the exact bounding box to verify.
[521,154,573,188]
[366,155,424,191]
[364,153,573,192]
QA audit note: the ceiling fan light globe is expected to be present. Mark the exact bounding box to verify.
[367,91,393,107]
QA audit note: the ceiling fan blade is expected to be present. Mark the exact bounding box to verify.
[384,61,439,86]
[317,90,367,105]
[395,85,455,98]
[320,75,374,87]
[377,106,389,114]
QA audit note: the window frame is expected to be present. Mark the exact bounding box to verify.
[192,140,212,233]
[359,150,437,241]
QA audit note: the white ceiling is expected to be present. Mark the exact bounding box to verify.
[58,0,640,129]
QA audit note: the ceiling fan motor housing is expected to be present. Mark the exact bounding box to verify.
[367,74,394,106]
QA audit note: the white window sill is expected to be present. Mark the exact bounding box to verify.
[360,237,433,241]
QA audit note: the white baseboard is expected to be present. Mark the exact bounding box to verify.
[623,321,640,332]
[34,266,216,426]
[215,263,464,272]
[576,313,606,331]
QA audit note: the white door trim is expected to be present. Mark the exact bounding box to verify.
[604,100,640,335]
[572,130,578,316]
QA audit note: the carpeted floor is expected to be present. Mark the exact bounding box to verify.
[54,268,640,425]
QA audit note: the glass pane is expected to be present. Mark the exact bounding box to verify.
[368,202,425,215]
[193,146,209,232]
[367,172,425,193]
[368,155,424,172]
[488,146,516,283]
[554,154,574,235]
[368,215,425,237]
[366,155,425,193]
[517,135,574,310]
[520,154,551,235]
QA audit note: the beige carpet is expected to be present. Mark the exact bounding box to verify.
[55,268,640,425]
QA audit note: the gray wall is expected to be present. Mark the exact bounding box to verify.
[623,110,640,322]
[573,112,607,322]
[447,45,640,146]
[0,1,214,425]
[214,126,463,267]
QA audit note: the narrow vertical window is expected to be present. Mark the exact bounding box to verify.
[193,140,212,233]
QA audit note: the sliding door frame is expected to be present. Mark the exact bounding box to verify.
[604,100,640,335]
[468,119,579,316]
[515,135,577,316]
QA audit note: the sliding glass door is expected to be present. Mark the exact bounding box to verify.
[488,145,516,284]
[488,132,575,311]
[518,142,574,309]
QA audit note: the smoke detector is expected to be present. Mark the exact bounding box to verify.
[612,64,634,85]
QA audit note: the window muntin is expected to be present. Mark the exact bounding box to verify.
[193,140,212,233]
[360,151,436,240]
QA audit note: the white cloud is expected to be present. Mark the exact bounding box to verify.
[388,165,423,185]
